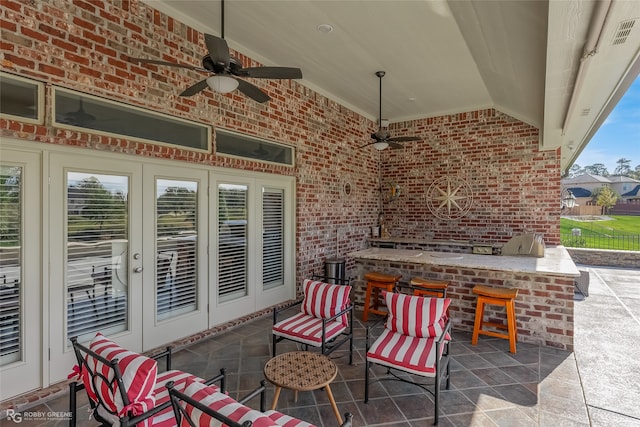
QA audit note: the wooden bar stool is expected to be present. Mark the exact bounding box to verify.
[410,277,450,298]
[362,272,401,321]
[471,285,518,353]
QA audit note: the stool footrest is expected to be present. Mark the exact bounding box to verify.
[477,329,509,340]
[482,321,509,330]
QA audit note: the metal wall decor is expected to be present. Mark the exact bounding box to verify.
[383,181,401,203]
[425,176,473,219]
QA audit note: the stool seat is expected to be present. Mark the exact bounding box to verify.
[410,277,450,298]
[365,272,401,283]
[473,285,517,299]
[362,272,401,321]
[471,285,518,353]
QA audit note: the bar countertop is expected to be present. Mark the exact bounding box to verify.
[347,246,580,277]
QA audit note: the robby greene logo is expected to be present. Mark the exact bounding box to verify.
[5,409,72,423]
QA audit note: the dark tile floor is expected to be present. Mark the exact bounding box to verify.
[19,307,590,427]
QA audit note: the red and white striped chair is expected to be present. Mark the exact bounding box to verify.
[166,379,354,427]
[272,278,353,364]
[68,333,225,427]
[365,292,452,425]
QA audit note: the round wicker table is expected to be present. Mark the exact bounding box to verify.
[264,351,342,424]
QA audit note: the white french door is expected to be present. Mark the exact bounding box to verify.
[0,142,296,397]
[141,164,208,350]
[0,149,42,400]
[210,174,295,325]
[49,153,144,382]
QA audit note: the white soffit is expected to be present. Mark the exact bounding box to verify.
[545,0,640,171]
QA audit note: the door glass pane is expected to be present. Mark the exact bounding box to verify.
[0,165,22,365]
[66,172,128,341]
[218,184,248,303]
[263,188,284,290]
[156,179,198,321]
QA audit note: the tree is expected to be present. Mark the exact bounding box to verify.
[568,164,583,177]
[69,177,126,239]
[583,163,609,176]
[613,158,631,176]
[629,164,640,180]
[592,186,619,214]
[156,186,196,216]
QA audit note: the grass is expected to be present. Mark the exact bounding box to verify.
[560,215,640,251]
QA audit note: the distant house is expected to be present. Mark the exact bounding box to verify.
[562,174,640,201]
[621,184,640,203]
[561,174,640,215]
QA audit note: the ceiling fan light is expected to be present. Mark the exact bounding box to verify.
[373,141,389,150]
[206,75,239,93]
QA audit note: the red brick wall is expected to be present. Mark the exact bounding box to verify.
[1,0,562,281]
[383,110,561,245]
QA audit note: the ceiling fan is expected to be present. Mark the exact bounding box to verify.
[360,71,421,150]
[57,99,96,127]
[130,0,302,103]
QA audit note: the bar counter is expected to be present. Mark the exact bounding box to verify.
[347,246,580,351]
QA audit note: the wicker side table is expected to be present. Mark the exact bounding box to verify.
[264,351,342,424]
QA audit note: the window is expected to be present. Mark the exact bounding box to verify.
[217,184,248,302]
[155,179,198,321]
[0,72,43,124]
[66,172,129,341]
[53,87,211,152]
[216,129,294,166]
[263,187,284,290]
[0,165,22,365]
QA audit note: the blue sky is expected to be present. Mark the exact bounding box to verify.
[575,76,640,174]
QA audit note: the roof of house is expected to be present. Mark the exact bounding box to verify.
[608,175,640,184]
[562,174,612,185]
[621,185,640,197]
[567,187,592,198]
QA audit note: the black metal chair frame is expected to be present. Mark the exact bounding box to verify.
[167,380,354,427]
[68,336,224,427]
[272,276,354,364]
[364,318,452,425]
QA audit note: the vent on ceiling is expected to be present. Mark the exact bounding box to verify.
[612,19,636,45]
[580,108,591,116]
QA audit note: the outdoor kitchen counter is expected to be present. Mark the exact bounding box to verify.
[347,246,580,277]
[347,246,580,351]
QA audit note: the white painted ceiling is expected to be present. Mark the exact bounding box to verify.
[144,0,640,173]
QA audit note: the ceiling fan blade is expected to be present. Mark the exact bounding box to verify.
[130,57,209,72]
[388,136,421,142]
[388,141,404,149]
[205,33,230,67]
[236,79,270,103]
[358,142,374,149]
[180,79,210,97]
[243,67,303,79]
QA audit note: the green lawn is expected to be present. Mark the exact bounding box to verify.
[560,215,640,251]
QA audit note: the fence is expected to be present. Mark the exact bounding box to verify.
[561,232,640,251]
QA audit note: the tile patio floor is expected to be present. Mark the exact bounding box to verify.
[6,265,640,426]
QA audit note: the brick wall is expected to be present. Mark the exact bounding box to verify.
[352,259,575,351]
[568,248,640,268]
[1,0,562,280]
[381,111,561,245]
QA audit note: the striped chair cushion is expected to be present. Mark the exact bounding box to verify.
[272,312,347,347]
[301,279,351,326]
[178,380,277,427]
[83,333,158,419]
[367,328,443,377]
[383,292,450,338]
[94,370,207,427]
[264,410,317,426]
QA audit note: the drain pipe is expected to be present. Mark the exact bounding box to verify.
[561,0,613,135]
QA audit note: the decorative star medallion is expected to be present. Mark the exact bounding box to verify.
[426,176,473,219]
